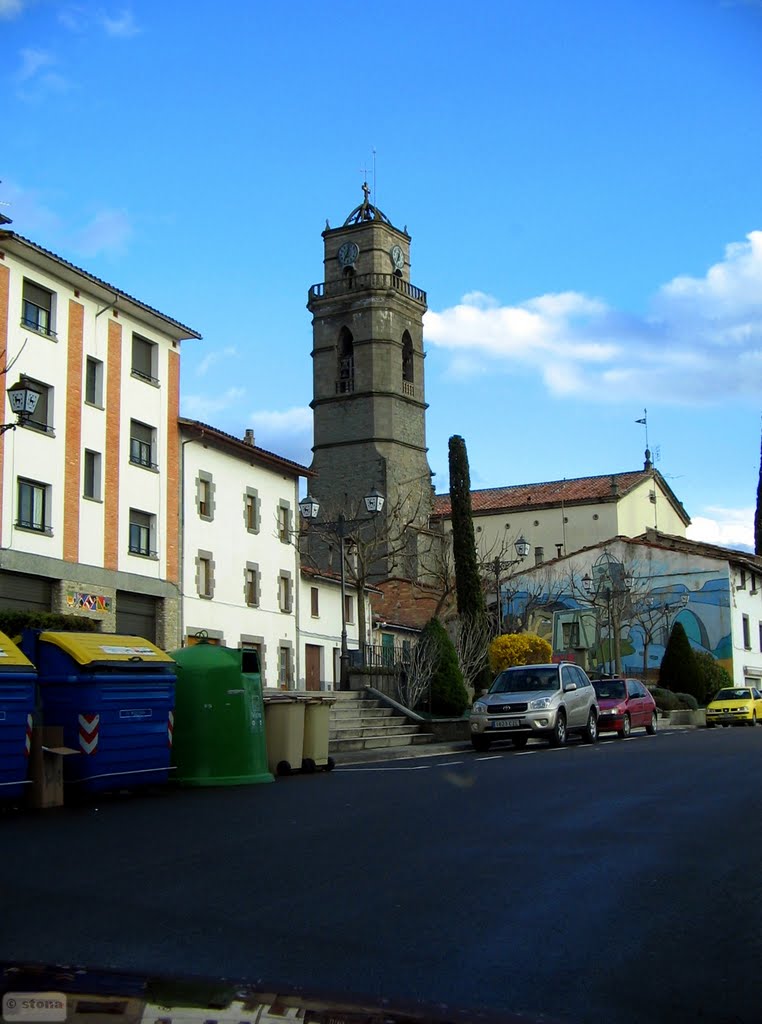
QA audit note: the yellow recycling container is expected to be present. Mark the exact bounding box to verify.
[301,696,336,772]
[263,695,305,776]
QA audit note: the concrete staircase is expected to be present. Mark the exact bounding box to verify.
[329,691,433,753]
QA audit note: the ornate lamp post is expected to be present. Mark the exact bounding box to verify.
[299,488,385,690]
[0,379,41,435]
[582,551,633,675]
[489,535,530,634]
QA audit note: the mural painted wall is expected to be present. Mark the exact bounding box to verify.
[505,540,733,681]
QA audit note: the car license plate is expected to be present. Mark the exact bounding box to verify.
[492,718,523,729]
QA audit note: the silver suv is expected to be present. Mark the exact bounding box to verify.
[470,662,599,751]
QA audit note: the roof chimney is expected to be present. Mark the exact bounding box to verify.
[534,546,544,567]
[610,475,620,497]
[243,429,255,446]
[644,447,653,471]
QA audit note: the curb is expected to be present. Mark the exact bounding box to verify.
[332,722,701,767]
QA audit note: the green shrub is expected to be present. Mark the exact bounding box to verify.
[674,692,699,711]
[419,617,469,716]
[693,650,731,705]
[0,610,100,640]
[651,687,681,712]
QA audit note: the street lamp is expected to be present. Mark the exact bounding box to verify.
[489,535,530,633]
[299,487,385,690]
[0,379,41,435]
[582,552,633,675]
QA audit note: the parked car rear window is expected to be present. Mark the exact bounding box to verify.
[594,680,626,700]
[491,667,559,693]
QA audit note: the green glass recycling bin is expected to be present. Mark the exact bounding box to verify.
[263,695,305,776]
[301,696,336,772]
[169,642,273,786]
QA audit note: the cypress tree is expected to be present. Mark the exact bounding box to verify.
[659,622,696,695]
[448,435,486,620]
[755,425,762,556]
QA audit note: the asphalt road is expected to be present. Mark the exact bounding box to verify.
[3,727,762,1024]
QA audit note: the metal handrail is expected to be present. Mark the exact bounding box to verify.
[309,273,427,305]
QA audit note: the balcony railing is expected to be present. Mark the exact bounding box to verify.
[309,273,427,306]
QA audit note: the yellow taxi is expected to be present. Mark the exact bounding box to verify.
[705,687,762,727]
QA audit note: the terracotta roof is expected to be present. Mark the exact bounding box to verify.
[633,530,762,570]
[432,469,690,525]
[179,418,313,477]
[1,230,201,339]
[514,530,761,574]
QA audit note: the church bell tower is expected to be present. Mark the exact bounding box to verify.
[307,186,433,567]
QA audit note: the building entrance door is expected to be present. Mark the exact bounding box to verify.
[305,644,321,691]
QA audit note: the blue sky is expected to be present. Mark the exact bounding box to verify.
[3,0,762,549]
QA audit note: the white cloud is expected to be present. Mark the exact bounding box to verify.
[182,387,247,421]
[58,5,140,37]
[195,346,238,377]
[246,407,313,466]
[250,406,313,436]
[73,208,132,257]
[424,231,762,404]
[15,48,70,97]
[0,0,26,17]
[16,48,54,82]
[58,5,88,31]
[687,507,755,552]
[100,8,140,37]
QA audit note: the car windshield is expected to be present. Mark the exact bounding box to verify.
[713,689,751,701]
[490,667,559,693]
[594,680,626,700]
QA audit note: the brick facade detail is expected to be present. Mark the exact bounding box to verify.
[63,299,84,562]
[104,317,122,570]
[166,348,180,584]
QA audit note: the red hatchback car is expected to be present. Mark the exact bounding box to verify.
[592,677,657,738]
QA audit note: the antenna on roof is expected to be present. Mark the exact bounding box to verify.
[635,409,652,470]
[372,147,377,207]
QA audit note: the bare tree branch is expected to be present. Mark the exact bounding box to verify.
[393,633,438,710]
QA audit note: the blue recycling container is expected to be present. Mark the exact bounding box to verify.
[21,630,176,794]
[0,631,36,801]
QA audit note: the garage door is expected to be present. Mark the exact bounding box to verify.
[0,572,52,612]
[116,591,157,642]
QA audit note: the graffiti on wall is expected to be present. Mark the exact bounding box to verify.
[66,591,112,614]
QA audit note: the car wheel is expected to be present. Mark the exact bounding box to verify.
[471,735,491,752]
[581,709,598,744]
[749,713,757,728]
[511,735,529,749]
[617,714,631,739]
[706,721,715,728]
[550,711,567,747]
[646,712,657,735]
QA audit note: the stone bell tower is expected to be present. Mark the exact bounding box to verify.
[306,186,434,575]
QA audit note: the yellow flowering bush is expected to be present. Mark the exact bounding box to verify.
[488,632,552,673]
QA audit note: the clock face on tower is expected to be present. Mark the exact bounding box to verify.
[390,244,404,271]
[337,242,359,268]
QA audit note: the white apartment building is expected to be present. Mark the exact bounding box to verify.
[180,418,310,686]
[0,219,201,644]
[180,419,376,689]
[299,566,375,689]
